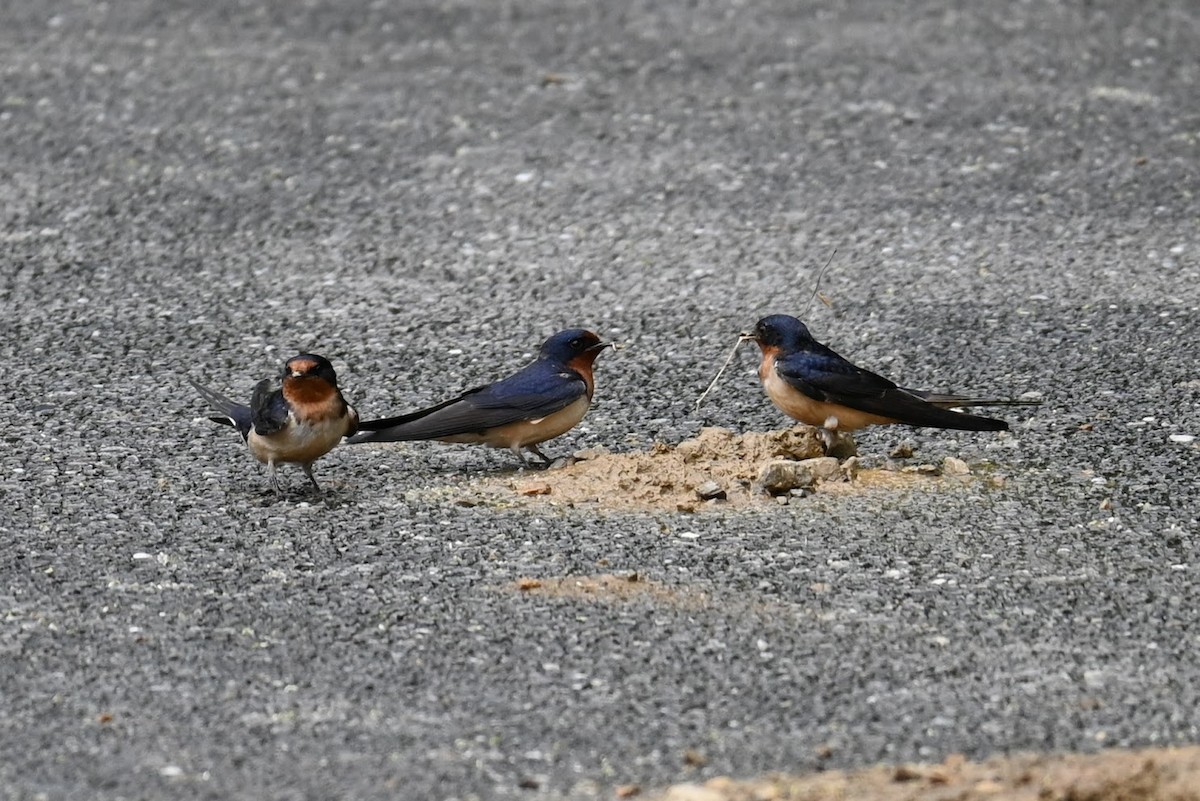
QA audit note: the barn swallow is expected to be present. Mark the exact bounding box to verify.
[744,314,1036,450]
[348,329,612,466]
[190,353,359,495]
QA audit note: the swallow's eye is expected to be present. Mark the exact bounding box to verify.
[570,338,582,349]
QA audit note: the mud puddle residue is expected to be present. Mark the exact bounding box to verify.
[505,573,710,608]
[478,427,980,513]
[647,745,1200,801]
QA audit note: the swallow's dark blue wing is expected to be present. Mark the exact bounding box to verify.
[190,380,254,440]
[250,379,291,436]
[351,361,587,442]
[775,349,1007,431]
[773,348,898,404]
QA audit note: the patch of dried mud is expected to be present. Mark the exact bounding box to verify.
[507,573,710,608]
[647,746,1200,800]
[479,427,964,512]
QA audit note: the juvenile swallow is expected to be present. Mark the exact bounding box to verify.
[744,314,1035,448]
[348,329,611,466]
[190,353,358,495]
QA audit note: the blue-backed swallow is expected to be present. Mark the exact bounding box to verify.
[745,315,1036,449]
[347,329,612,466]
[190,353,358,495]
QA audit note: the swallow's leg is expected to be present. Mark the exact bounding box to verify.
[510,444,530,468]
[300,463,324,497]
[818,416,841,455]
[525,444,553,466]
[268,461,284,496]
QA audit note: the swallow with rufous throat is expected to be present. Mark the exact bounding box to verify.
[191,353,358,495]
[744,314,1037,450]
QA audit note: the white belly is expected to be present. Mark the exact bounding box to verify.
[248,416,348,465]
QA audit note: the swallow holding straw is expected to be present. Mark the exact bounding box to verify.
[738,314,1036,450]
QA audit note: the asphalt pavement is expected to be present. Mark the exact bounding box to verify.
[2,0,1198,799]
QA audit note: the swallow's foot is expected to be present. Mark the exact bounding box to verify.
[268,464,285,497]
[301,463,325,500]
[816,415,847,456]
[525,444,554,468]
[817,428,859,460]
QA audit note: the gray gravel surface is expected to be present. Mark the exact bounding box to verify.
[3,1,1199,799]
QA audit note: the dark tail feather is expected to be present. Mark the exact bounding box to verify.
[921,408,1009,432]
[903,389,1042,410]
[346,408,439,444]
[356,408,440,433]
[346,390,480,444]
[190,380,253,440]
[879,389,1010,431]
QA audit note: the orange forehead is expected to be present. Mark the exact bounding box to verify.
[286,357,321,375]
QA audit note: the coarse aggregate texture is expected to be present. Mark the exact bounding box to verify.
[1,0,1198,799]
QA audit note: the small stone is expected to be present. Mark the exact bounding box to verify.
[758,457,840,494]
[1169,434,1195,444]
[815,743,834,759]
[516,578,542,591]
[942,456,970,476]
[546,457,574,470]
[694,480,726,501]
[841,456,860,480]
[890,441,916,459]
[760,459,816,493]
[893,765,922,781]
[809,456,842,480]
[683,749,708,767]
[615,785,641,798]
[663,784,725,801]
[901,463,940,475]
[518,482,552,496]
[573,446,611,460]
